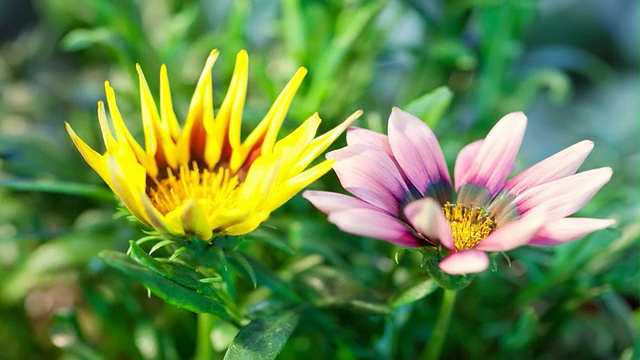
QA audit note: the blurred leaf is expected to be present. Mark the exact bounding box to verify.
[224,311,299,360]
[391,278,439,308]
[241,256,302,303]
[0,179,114,200]
[403,86,453,127]
[0,235,110,303]
[100,250,232,320]
[60,28,115,51]
[500,307,539,352]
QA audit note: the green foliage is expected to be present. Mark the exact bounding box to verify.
[0,0,637,359]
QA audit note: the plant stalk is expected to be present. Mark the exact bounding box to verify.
[194,313,214,360]
[422,289,457,360]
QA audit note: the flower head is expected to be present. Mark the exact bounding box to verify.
[304,108,613,275]
[66,50,361,240]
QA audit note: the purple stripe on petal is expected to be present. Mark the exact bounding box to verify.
[327,208,421,247]
[327,143,410,215]
[346,126,392,155]
[505,140,594,195]
[475,212,546,252]
[516,167,613,219]
[454,140,483,191]
[439,249,489,275]
[528,217,615,246]
[462,112,527,197]
[303,190,379,214]
[388,108,451,197]
[403,198,454,249]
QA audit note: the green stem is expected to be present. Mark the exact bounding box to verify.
[194,313,214,360]
[422,289,457,360]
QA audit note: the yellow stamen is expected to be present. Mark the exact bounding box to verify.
[442,202,496,251]
[147,162,240,217]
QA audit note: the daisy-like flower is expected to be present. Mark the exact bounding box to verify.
[304,108,614,275]
[66,50,361,240]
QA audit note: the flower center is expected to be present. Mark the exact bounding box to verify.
[442,202,496,251]
[147,162,241,216]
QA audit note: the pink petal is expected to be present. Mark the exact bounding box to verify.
[454,140,483,191]
[327,143,409,215]
[505,140,594,195]
[439,250,489,275]
[327,208,421,247]
[302,190,378,213]
[387,107,451,197]
[516,167,613,219]
[475,212,547,252]
[460,112,527,198]
[528,217,616,246]
[403,198,454,249]
[346,126,392,155]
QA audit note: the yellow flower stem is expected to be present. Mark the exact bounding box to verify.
[194,312,215,360]
[421,289,457,360]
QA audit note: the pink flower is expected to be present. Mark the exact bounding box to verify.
[304,108,614,275]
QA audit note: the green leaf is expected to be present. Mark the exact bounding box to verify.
[402,86,453,127]
[391,279,439,308]
[224,311,299,360]
[0,179,114,200]
[230,252,257,288]
[128,241,221,300]
[100,250,232,320]
[241,256,302,302]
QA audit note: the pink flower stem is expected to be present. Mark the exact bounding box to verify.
[421,289,457,360]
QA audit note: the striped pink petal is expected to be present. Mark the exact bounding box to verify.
[303,190,379,213]
[528,217,616,246]
[475,211,547,252]
[327,208,421,247]
[387,107,451,196]
[346,126,392,155]
[439,249,489,275]
[459,112,527,198]
[516,167,613,219]
[403,198,454,249]
[327,144,409,215]
[454,140,483,191]
[505,140,594,195]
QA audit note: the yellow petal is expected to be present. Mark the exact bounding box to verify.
[159,64,181,140]
[177,50,219,166]
[180,199,213,240]
[106,155,152,227]
[224,213,266,236]
[136,64,160,155]
[264,159,335,212]
[212,50,248,168]
[272,113,321,181]
[240,155,281,207]
[260,67,307,156]
[290,110,362,175]
[65,122,112,188]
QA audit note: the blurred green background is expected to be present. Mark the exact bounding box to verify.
[0,0,638,359]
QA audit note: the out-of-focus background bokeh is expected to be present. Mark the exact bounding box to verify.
[0,0,638,359]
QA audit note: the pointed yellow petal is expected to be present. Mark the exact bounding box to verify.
[224,214,266,236]
[272,113,321,181]
[136,64,160,155]
[240,156,281,206]
[213,50,248,163]
[291,110,362,175]
[65,122,112,187]
[260,67,307,156]
[104,81,158,177]
[177,50,219,166]
[159,64,181,140]
[265,160,335,212]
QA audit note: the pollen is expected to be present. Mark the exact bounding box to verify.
[147,162,241,217]
[442,202,496,251]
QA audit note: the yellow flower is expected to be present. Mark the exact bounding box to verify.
[66,50,361,240]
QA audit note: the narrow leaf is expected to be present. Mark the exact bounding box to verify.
[0,179,114,200]
[403,86,453,127]
[391,279,439,308]
[230,252,257,288]
[224,312,299,360]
